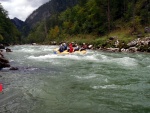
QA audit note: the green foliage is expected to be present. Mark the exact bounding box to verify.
[26,22,46,43]
[0,34,3,41]
[0,3,21,44]
[26,0,149,45]
[48,26,60,40]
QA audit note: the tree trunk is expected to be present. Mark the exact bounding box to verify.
[107,0,111,33]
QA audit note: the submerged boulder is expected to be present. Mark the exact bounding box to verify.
[9,67,18,70]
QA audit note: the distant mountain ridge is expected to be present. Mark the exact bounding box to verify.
[25,0,78,28]
[11,0,78,37]
[11,17,24,28]
[11,17,30,37]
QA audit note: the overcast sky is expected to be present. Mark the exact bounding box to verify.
[0,0,49,21]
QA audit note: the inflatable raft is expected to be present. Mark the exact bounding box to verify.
[53,48,86,55]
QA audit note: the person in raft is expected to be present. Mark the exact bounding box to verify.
[69,42,74,53]
[74,44,80,51]
[58,43,64,52]
[80,43,87,51]
[62,43,67,51]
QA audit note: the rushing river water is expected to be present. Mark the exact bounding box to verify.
[0,45,150,113]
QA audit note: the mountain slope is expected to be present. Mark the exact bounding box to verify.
[11,17,30,37]
[25,0,77,28]
[11,17,24,29]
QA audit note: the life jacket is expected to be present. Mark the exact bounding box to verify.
[82,44,87,49]
[69,43,73,53]
[59,45,64,52]
[63,43,67,50]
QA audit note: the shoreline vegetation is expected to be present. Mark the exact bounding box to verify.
[46,27,150,53]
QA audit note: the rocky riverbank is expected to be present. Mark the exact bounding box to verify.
[98,37,150,53]
[0,44,18,70]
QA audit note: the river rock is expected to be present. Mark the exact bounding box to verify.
[0,44,5,49]
[0,57,9,63]
[127,37,150,52]
[128,47,138,52]
[127,39,139,47]
[0,61,10,68]
[88,45,93,49]
[6,48,12,52]
[105,48,119,52]
[0,52,10,69]
[0,52,4,58]
[9,67,18,70]
[145,27,150,33]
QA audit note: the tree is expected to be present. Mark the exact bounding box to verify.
[0,34,3,42]
[48,26,60,39]
[0,3,21,44]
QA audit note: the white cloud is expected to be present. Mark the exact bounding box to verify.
[0,0,49,21]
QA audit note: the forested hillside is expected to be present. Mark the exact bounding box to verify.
[0,3,21,44]
[25,0,78,29]
[26,0,149,45]
[1,0,149,45]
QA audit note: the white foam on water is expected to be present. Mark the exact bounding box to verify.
[13,45,56,53]
[26,68,38,71]
[74,74,98,80]
[17,48,35,53]
[92,84,118,89]
[114,57,138,67]
[28,54,56,61]
[147,65,150,68]
[15,45,138,69]
[39,46,56,52]
[98,54,109,61]
[27,53,99,62]
[86,53,112,62]
[98,55,138,67]
[82,55,99,61]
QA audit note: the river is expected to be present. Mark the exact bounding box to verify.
[0,45,150,113]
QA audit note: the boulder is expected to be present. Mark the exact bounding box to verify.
[0,44,5,49]
[0,61,10,68]
[32,43,37,45]
[106,48,119,52]
[0,57,9,63]
[6,48,12,52]
[127,40,138,47]
[0,52,4,58]
[145,27,150,33]
[10,67,18,70]
[88,45,93,49]
[0,53,10,69]
[128,47,138,52]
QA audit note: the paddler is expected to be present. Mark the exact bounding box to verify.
[74,44,80,51]
[58,43,64,52]
[69,42,74,53]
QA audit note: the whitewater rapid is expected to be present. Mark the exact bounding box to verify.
[0,45,150,113]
